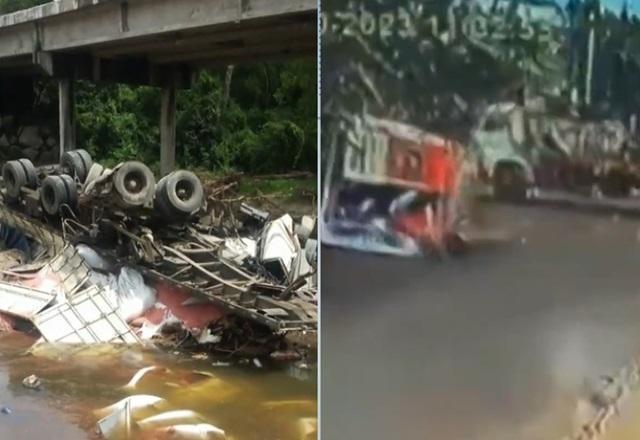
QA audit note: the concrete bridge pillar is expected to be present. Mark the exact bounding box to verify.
[160,81,177,176]
[58,79,76,158]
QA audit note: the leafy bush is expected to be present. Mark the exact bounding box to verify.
[74,61,316,174]
[0,0,49,14]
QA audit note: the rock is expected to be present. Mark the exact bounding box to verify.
[38,149,57,165]
[18,126,43,148]
[22,374,42,390]
[0,115,14,129]
[8,145,22,158]
[22,146,39,161]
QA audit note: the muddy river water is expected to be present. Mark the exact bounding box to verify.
[0,333,316,439]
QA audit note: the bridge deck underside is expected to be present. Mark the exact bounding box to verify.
[0,0,316,80]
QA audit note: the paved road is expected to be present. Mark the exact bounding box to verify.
[321,203,640,440]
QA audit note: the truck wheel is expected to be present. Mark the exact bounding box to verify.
[59,174,78,208]
[114,161,156,207]
[2,160,27,198]
[61,150,91,183]
[493,164,527,202]
[155,170,204,218]
[74,149,93,177]
[17,158,38,188]
[41,175,75,215]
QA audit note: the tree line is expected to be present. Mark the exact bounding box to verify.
[322,0,640,139]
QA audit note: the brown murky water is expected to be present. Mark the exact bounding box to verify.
[0,333,316,440]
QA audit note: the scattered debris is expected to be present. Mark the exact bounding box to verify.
[211,361,232,368]
[259,214,302,281]
[221,237,257,265]
[94,395,167,421]
[22,374,42,390]
[137,410,202,430]
[149,423,226,440]
[297,417,318,440]
[123,366,160,391]
[270,350,303,362]
[32,286,141,344]
[239,202,270,226]
[76,244,115,272]
[0,152,316,440]
[96,392,227,440]
[0,150,316,360]
[0,279,55,319]
[97,397,134,440]
[90,267,157,323]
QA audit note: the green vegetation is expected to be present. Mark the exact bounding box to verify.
[323,0,640,134]
[237,176,316,198]
[0,0,48,13]
[76,63,317,174]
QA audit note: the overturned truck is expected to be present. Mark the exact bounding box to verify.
[0,150,317,357]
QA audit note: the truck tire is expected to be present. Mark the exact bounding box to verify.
[17,158,37,188]
[41,175,74,215]
[155,170,204,218]
[59,174,78,208]
[61,150,91,183]
[2,160,27,198]
[493,163,527,203]
[74,149,93,178]
[114,161,156,207]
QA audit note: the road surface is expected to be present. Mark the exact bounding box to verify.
[322,202,640,440]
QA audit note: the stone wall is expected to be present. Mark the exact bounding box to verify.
[0,116,59,165]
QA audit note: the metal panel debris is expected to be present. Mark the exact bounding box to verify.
[45,245,92,297]
[33,286,140,344]
[0,280,54,319]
